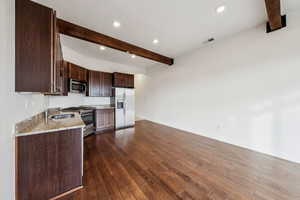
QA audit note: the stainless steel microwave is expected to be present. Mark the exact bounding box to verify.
[69,79,86,94]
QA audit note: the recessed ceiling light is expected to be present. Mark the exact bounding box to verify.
[99,46,106,51]
[113,21,121,28]
[131,54,136,59]
[216,5,226,13]
[153,39,159,44]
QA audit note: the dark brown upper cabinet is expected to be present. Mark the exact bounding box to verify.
[62,60,69,96]
[87,71,112,97]
[113,73,134,88]
[68,63,88,82]
[102,72,113,97]
[15,0,63,94]
[53,29,65,95]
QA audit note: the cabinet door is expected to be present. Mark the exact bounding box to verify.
[87,70,100,97]
[95,109,105,131]
[113,73,125,88]
[78,67,87,82]
[102,72,112,97]
[78,68,83,82]
[68,63,79,81]
[62,61,69,96]
[68,63,87,82]
[54,30,64,94]
[113,73,134,88]
[95,109,115,132]
[98,72,104,97]
[83,69,88,82]
[16,129,83,200]
[126,74,135,88]
[88,71,112,97]
[15,0,55,92]
[69,63,83,82]
[107,109,115,128]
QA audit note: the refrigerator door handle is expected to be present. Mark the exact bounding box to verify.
[123,102,126,115]
[123,92,126,114]
[123,93,126,126]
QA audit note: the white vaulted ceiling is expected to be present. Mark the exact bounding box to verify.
[33,0,300,68]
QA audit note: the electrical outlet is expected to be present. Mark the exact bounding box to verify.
[217,123,223,130]
[25,101,29,109]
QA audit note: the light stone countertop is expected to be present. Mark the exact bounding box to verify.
[81,105,115,110]
[15,111,85,137]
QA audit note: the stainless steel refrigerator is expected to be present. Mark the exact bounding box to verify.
[114,88,135,129]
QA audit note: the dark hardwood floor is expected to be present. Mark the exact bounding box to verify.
[61,120,300,200]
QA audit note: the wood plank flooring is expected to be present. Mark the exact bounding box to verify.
[61,120,300,200]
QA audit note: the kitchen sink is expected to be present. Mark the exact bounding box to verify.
[49,114,75,120]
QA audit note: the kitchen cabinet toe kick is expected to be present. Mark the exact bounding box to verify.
[49,186,83,200]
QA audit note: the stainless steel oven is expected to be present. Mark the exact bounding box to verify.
[61,107,95,137]
[69,79,86,94]
[81,111,95,136]
[81,111,94,125]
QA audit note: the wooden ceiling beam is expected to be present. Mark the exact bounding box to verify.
[264,0,286,33]
[57,18,174,65]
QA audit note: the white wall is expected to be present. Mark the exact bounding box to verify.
[136,12,300,164]
[48,93,110,108]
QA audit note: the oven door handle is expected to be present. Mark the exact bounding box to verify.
[81,112,93,117]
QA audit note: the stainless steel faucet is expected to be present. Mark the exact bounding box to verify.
[45,109,48,124]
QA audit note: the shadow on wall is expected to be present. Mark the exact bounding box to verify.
[247,90,300,160]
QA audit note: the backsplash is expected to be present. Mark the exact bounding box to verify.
[48,93,111,108]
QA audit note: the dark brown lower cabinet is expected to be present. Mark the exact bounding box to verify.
[95,109,115,132]
[16,128,83,200]
[16,0,65,94]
